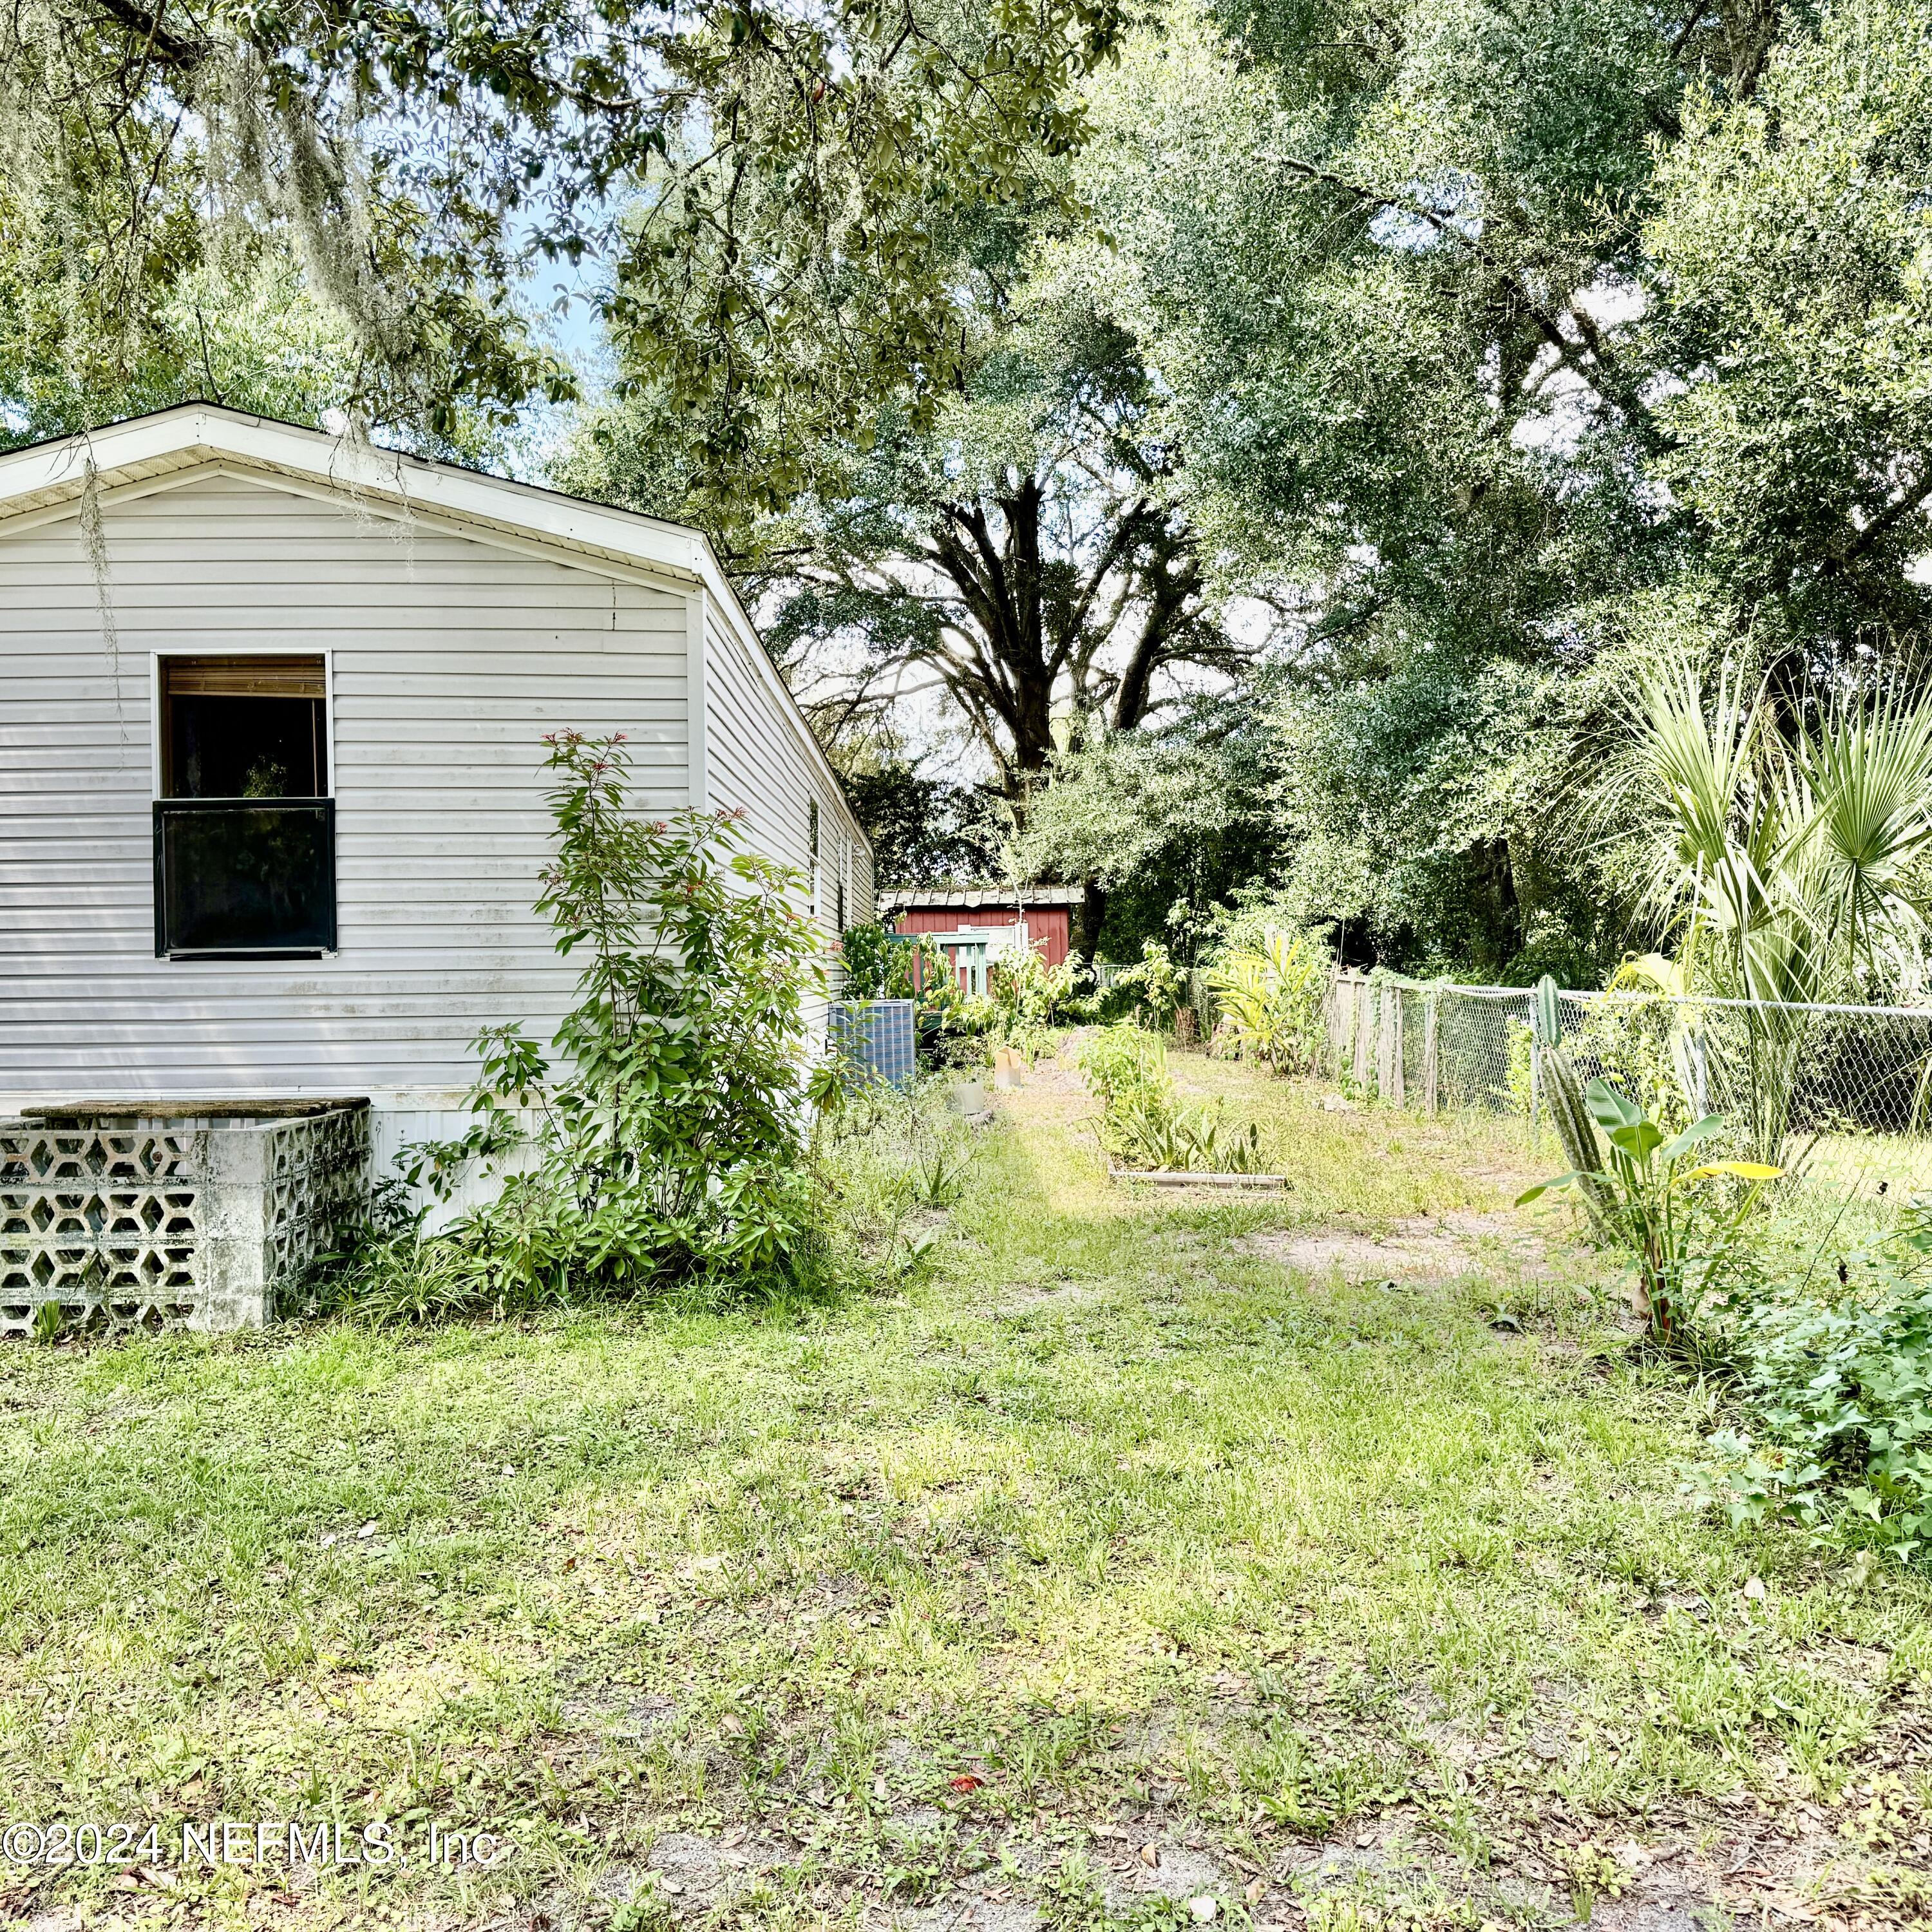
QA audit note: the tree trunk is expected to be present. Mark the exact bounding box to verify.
[1071,878,1108,964]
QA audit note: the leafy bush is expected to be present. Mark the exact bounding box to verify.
[1091,940,1185,1028]
[1077,1022,1171,1119]
[1077,1023,1265,1173]
[988,941,1084,1033]
[931,939,1086,1066]
[838,922,952,1005]
[1204,930,1329,1074]
[1689,1229,1932,1560]
[332,732,838,1318]
[838,921,962,1061]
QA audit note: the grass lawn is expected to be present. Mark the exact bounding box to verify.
[3,1054,1929,1932]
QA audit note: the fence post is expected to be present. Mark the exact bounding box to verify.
[1423,990,1439,1117]
[1354,980,1373,1090]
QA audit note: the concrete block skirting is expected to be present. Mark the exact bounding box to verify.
[0,1100,371,1337]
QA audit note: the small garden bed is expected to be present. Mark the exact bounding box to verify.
[1105,1164,1287,1189]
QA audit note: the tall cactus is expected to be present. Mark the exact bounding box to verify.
[1537,1043,1615,1233]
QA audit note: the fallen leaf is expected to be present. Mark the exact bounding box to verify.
[1741,1576,1766,1600]
[355,1520,377,1540]
[1139,1844,1160,1868]
[1189,1897,1218,1924]
[950,1773,985,1793]
[1245,1879,1267,1906]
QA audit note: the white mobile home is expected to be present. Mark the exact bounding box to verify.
[0,405,871,1332]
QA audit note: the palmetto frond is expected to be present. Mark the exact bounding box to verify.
[1624,656,1932,1160]
[1792,684,1932,968]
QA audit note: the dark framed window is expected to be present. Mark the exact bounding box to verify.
[155,799,337,955]
[153,656,336,958]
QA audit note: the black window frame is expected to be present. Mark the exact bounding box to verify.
[152,796,339,960]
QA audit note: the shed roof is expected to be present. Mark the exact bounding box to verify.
[0,404,867,853]
[880,884,1084,913]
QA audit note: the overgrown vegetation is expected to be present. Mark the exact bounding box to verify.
[1204,931,1327,1074]
[1522,1063,1779,1346]
[1692,1225,1932,1562]
[1077,1023,1265,1173]
[328,734,841,1318]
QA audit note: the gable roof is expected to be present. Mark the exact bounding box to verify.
[0,404,868,853]
[0,403,708,574]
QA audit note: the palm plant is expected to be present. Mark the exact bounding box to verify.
[1610,657,1932,1163]
[1204,931,1329,1074]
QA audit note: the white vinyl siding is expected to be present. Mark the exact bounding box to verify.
[701,602,873,942]
[0,469,690,1101]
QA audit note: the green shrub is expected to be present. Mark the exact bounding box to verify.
[987,942,1083,1036]
[1688,1225,1932,1559]
[332,731,839,1319]
[837,921,961,1062]
[838,921,949,1005]
[1091,940,1184,1028]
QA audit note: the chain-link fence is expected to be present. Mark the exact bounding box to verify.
[1324,970,1932,1189]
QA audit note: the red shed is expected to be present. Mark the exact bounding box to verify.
[880,884,1082,996]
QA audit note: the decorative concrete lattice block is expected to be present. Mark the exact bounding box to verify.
[0,1103,371,1338]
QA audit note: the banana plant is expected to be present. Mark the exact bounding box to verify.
[1519,1078,1780,1344]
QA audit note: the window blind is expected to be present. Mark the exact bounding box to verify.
[161,656,325,699]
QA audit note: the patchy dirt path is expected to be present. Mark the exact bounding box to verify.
[1236,1209,1554,1283]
